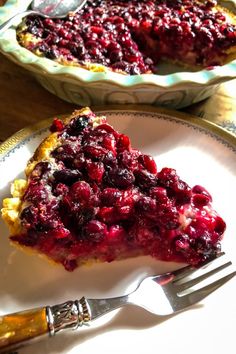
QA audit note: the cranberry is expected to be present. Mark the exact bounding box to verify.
[206,0,217,8]
[149,187,168,205]
[110,49,123,63]
[50,118,65,132]
[83,145,107,159]
[117,134,131,151]
[175,234,190,252]
[53,169,82,185]
[86,161,105,183]
[67,115,90,136]
[138,154,157,174]
[193,233,215,255]
[108,41,121,52]
[187,216,214,239]
[214,216,226,235]
[192,194,211,208]
[84,220,107,242]
[192,185,213,201]
[197,27,214,43]
[51,228,70,240]
[118,150,139,171]
[70,181,92,203]
[98,206,118,224]
[173,180,192,204]
[134,170,157,189]
[108,167,135,188]
[102,134,116,153]
[101,188,122,206]
[111,61,131,73]
[157,205,180,230]
[73,153,86,169]
[91,26,104,34]
[46,34,60,46]
[136,196,156,213]
[107,225,126,243]
[43,18,55,28]
[158,167,178,188]
[24,184,49,203]
[141,20,152,30]
[52,144,79,164]
[95,123,119,137]
[102,151,117,167]
[63,259,78,272]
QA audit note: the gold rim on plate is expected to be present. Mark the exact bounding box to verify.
[0,105,236,157]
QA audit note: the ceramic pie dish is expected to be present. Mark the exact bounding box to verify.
[1,0,236,108]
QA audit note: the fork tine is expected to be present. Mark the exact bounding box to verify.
[170,264,195,280]
[181,270,236,307]
[171,252,226,282]
[176,261,232,292]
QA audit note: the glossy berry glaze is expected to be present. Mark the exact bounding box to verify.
[11,111,226,271]
[17,0,236,75]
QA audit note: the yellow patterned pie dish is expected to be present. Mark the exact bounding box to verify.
[1,0,236,108]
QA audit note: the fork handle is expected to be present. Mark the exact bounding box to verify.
[0,307,48,353]
[0,298,91,353]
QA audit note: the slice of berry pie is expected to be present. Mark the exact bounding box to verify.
[1,108,226,271]
[16,0,236,75]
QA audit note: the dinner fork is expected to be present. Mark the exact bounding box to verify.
[0,253,235,353]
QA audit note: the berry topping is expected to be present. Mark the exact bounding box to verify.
[17,0,236,75]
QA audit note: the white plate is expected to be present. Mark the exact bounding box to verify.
[0,107,236,354]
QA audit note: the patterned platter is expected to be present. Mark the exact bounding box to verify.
[0,106,236,354]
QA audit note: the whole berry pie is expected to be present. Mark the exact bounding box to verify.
[1,108,226,271]
[16,0,236,75]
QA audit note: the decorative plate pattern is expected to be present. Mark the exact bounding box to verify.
[218,120,236,135]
